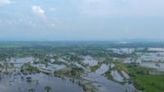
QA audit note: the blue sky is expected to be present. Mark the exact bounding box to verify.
[0,0,164,41]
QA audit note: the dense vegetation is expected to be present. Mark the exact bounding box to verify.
[135,75,164,92]
[126,65,164,92]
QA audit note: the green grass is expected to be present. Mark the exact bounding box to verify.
[54,67,84,79]
[105,63,164,92]
[126,64,164,92]
[114,62,128,72]
[21,63,40,73]
[134,75,164,92]
[90,64,101,72]
[126,65,150,77]
[105,70,113,80]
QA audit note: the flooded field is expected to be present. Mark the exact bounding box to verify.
[140,62,164,72]
[85,63,136,92]
[0,56,136,92]
[0,42,164,92]
[0,73,84,92]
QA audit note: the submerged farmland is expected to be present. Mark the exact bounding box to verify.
[0,42,164,92]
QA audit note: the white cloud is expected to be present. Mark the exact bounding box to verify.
[32,5,46,19]
[32,5,57,28]
[0,0,11,6]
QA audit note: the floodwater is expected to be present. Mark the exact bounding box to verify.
[95,64,109,75]
[0,57,84,92]
[84,64,136,92]
[0,73,84,92]
[0,57,136,92]
[84,73,135,92]
[111,70,124,82]
[140,62,164,72]
[83,56,98,66]
[85,73,125,92]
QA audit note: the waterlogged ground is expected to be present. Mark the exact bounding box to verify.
[0,56,138,92]
[0,43,164,92]
[0,57,84,92]
[85,73,135,92]
[140,62,164,72]
[84,64,136,92]
[0,73,84,92]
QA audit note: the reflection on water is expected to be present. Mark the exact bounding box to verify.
[84,64,136,92]
[0,73,84,92]
[141,62,164,72]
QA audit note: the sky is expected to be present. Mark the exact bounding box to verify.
[0,0,164,41]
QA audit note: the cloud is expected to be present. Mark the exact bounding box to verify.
[32,5,47,19]
[0,0,11,6]
[32,5,57,28]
